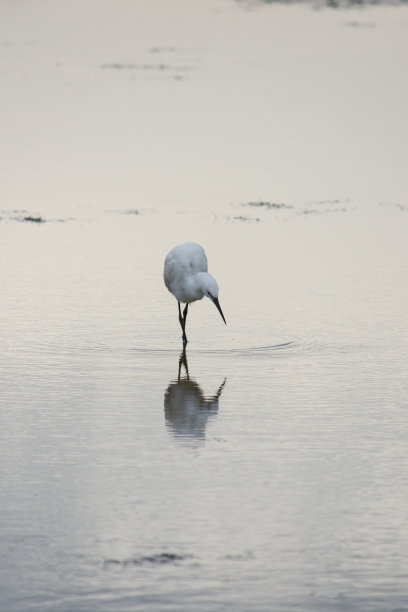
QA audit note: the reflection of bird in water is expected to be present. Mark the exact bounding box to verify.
[164,242,226,346]
[164,350,226,442]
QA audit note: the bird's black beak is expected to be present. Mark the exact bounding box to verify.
[212,297,226,325]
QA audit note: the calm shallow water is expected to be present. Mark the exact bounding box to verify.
[1,0,408,610]
[1,204,407,612]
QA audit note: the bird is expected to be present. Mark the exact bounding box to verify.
[164,242,226,345]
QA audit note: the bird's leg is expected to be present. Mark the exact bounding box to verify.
[182,303,189,345]
[178,301,184,333]
[178,302,188,345]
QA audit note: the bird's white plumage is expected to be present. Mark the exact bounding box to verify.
[164,242,218,304]
[164,242,226,344]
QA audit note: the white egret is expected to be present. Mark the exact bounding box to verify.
[164,242,226,345]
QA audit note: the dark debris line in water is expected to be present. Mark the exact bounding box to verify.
[101,62,194,81]
[236,0,408,6]
[104,553,192,567]
[101,63,172,71]
[240,199,351,217]
[0,210,44,223]
[242,201,293,210]
[0,211,73,223]
[0,212,46,223]
[22,216,45,223]
[230,215,261,222]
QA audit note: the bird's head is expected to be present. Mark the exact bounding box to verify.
[196,273,226,325]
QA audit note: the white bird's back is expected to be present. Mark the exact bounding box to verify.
[164,242,209,303]
[164,242,208,277]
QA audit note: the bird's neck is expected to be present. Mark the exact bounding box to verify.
[191,272,208,298]
[180,273,207,303]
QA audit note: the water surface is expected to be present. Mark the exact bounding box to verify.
[1,1,408,610]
